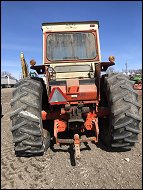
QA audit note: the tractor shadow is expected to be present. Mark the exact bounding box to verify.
[50,142,91,166]
[94,139,132,153]
[50,138,130,166]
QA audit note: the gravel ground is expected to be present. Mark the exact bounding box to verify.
[1,88,142,189]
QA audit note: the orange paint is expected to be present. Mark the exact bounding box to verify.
[41,110,47,120]
[84,112,96,130]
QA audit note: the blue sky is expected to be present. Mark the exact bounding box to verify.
[1,1,142,79]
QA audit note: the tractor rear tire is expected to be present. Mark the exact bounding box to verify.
[10,77,50,157]
[99,73,141,151]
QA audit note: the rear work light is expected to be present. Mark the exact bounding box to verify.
[49,87,67,105]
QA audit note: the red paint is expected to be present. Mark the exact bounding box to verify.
[41,110,47,120]
[50,84,97,103]
[84,112,96,130]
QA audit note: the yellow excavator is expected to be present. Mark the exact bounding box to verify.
[20,52,29,78]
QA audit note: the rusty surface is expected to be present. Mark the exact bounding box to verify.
[84,112,99,143]
[57,139,74,144]
[42,105,109,121]
[50,84,97,102]
[84,112,96,130]
[80,136,97,142]
[55,119,67,133]
[56,136,98,144]
[66,79,79,94]
[92,119,99,143]
[74,134,81,159]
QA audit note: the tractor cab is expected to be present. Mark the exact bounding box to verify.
[41,21,101,80]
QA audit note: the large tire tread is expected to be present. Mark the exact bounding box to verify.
[10,77,50,157]
[99,73,141,151]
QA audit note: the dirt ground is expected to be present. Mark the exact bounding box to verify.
[1,88,142,189]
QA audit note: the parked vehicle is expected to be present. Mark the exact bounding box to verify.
[130,73,142,90]
[1,75,17,88]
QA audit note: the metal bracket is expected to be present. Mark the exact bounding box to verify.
[74,134,81,159]
[74,144,81,159]
[92,118,99,142]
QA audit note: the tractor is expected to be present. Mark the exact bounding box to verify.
[10,21,141,160]
[130,73,142,90]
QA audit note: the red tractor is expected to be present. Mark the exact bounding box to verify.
[10,21,141,160]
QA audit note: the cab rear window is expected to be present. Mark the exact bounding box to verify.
[46,32,97,61]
